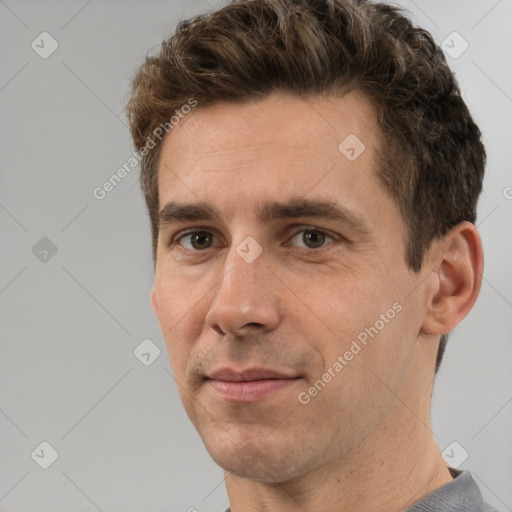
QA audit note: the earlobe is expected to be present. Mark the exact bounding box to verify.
[421,222,484,336]
[150,285,159,316]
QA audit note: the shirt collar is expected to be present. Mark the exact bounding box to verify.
[223,469,496,512]
[406,469,493,512]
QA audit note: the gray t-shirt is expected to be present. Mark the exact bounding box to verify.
[406,469,499,511]
[222,469,499,512]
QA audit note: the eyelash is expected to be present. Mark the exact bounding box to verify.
[168,226,342,252]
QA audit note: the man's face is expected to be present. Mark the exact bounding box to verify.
[151,91,432,482]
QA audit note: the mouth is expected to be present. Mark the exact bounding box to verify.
[206,367,301,403]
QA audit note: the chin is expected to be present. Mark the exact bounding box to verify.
[216,454,297,483]
[202,431,311,483]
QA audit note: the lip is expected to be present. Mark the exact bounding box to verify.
[207,367,300,403]
[208,367,297,381]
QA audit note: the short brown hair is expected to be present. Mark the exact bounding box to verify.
[126,0,486,371]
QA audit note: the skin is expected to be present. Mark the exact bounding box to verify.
[150,91,483,511]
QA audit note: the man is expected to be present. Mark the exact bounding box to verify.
[126,0,497,510]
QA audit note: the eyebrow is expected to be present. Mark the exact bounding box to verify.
[158,198,371,235]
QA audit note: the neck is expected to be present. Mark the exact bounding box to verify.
[225,358,452,511]
[226,437,451,512]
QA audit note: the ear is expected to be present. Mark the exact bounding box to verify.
[421,222,484,336]
[150,285,159,316]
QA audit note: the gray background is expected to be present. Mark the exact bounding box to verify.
[1,0,511,511]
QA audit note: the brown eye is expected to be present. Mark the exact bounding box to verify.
[178,231,217,250]
[289,228,334,249]
[303,230,326,248]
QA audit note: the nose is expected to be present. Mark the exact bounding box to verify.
[205,242,281,337]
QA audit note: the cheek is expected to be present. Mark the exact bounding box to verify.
[153,274,210,375]
[297,305,412,437]
[154,260,214,325]
[285,266,384,355]
[291,263,415,386]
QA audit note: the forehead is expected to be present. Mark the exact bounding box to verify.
[156,90,383,218]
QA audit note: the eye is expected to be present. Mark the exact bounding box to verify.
[174,230,221,251]
[288,228,336,249]
[170,227,340,252]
